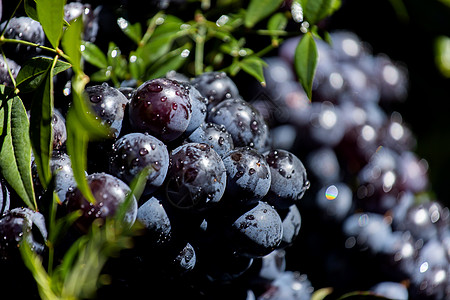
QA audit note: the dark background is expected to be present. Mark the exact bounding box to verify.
[327,0,450,206]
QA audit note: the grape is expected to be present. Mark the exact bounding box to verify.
[109,132,169,195]
[65,172,138,233]
[129,78,192,142]
[165,143,226,212]
[263,149,309,209]
[186,122,235,158]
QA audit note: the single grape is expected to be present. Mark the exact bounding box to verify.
[129,78,192,142]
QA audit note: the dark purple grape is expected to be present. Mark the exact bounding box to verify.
[377,112,416,153]
[372,53,409,103]
[0,56,20,87]
[186,122,234,158]
[85,83,130,138]
[305,147,341,186]
[64,2,99,42]
[397,201,450,242]
[165,70,189,82]
[109,132,169,195]
[184,85,208,135]
[172,242,196,274]
[52,109,67,150]
[269,124,297,151]
[409,263,450,300]
[337,61,380,104]
[397,151,429,193]
[129,78,192,142]
[343,212,393,254]
[263,149,309,209]
[191,71,239,109]
[65,172,138,233]
[208,98,270,151]
[164,143,226,212]
[118,86,135,101]
[379,230,420,280]
[278,204,301,249]
[299,101,347,149]
[222,147,271,206]
[50,152,77,203]
[136,195,172,247]
[257,249,287,281]
[0,17,45,63]
[229,201,283,258]
[370,281,409,300]
[329,30,368,62]
[262,57,296,91]
[0,207,47,261]
[257,271,314,300]
[315,182,353,222]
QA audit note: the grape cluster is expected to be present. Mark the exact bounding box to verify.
[244,30,449,300]
[1,1,448,298]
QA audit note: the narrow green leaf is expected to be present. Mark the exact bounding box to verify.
[117,17,142,44]
[24,0,39,22]
[0,86,36,209]
[294,32,318,100]
[81,41,108,69]
[239,56,267,85]
[20,240,58,300]
[311,287,333,300]
[300,0,341,25]
[62,17,83,74]
[16,57,71,93]
[29,65,53,190]
[36,0,65,49]
[89,69,111,83]
[268,12,288,31]
[145,43,192,80]
[65,108,93,204]
[245,0,284,28]
[65,76,110,204]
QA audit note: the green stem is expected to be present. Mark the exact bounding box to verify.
[254,29,289,36]
[1,37,71,61]
[255,44,275,57]
[140,11,165,46]
[195,23,206,76]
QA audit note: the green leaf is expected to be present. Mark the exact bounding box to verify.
[81,41,108,69]
[294,32,318,100]
[300,0,341,25]
[65,109,93,204]
[245,0,284,28]
[89,69,111,83]
[24,0,39,22]
[311,287,333,300]
[268,12,288,31]
[65,75,110,204]
[0,86,36,209]
[16,57,71,93]
[239,56,267,85]
[435,35,450,77]
[29,60,55,190]
[20,240,58,300]
[145,43,192,80]
[62,17,83,74]
[117,17,142,44]
[107,42,128,80]
[36,0,65,49]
